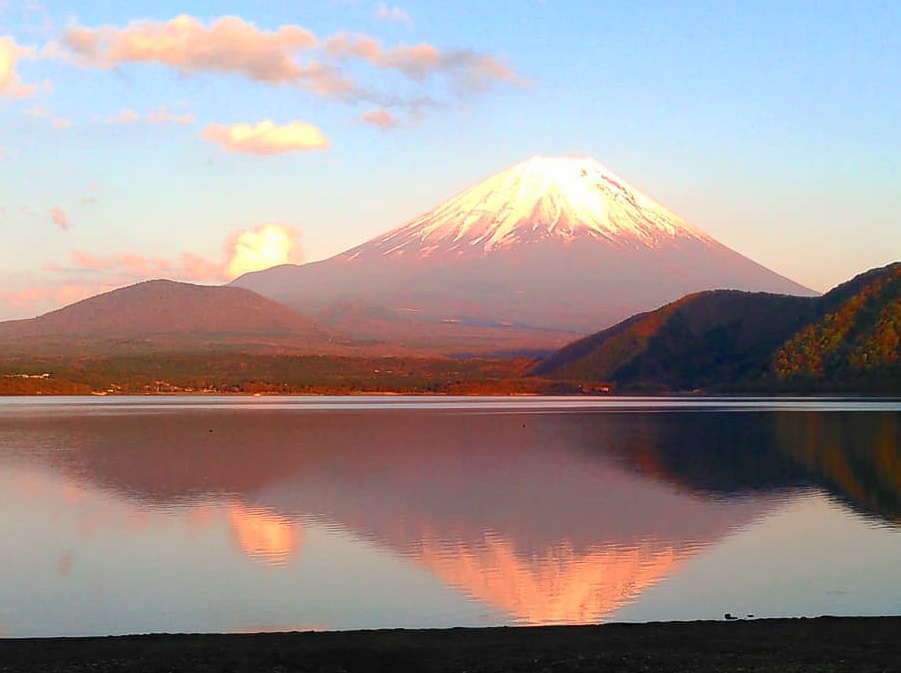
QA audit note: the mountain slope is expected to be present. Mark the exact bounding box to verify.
[0,279,335,351]
[774,262,901,386]
[233,156,813,349]
[347,156,715,256]
[532,262,901,392]
[531,290,816,389]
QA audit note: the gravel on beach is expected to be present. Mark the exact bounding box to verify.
[3,616,900,673]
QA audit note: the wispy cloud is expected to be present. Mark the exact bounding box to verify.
[24,103,48,117]
[105,105,193,125]
[324,33,521,95]
[80,181,98,205]
[375,3,414,30]
[201,119,329,154]
[147,105,193,124]
[50,205,69,230]
[0,36,37,98]
[360,107,398,130]
[0,284,114,316]
[69,249,170,276]
[25,104,72,128]
[106,108,139,124]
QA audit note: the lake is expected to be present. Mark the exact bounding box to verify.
[1,396,900,638]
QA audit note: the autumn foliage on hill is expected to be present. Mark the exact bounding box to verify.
[532,291,815,390]
[534,263,901,393]
[774,264,901,387]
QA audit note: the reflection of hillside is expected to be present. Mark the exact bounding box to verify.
[594,410,901,527]
[773,412,901,524]
[572,412,811,496]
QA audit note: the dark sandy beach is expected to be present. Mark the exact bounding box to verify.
[3,617,900,672]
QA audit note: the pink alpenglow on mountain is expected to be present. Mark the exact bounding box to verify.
[353,156,715,257]
[234,156,815,346]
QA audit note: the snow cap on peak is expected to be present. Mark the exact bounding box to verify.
[350,155,715,258]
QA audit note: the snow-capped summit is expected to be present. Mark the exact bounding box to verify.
[233,156,815,350]
[344,156,712,260]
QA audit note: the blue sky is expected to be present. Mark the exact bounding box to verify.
[0,0,898,319]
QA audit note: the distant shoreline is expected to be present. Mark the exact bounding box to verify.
[3,617,901,672]
[2,390,900,399]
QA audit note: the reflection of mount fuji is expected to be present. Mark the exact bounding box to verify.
[11,406,900,624]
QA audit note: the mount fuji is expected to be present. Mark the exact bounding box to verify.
[234,156,814,350]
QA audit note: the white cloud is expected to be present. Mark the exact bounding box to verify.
[0,36,37,98]
[227,224,303,277]
[201,119,329,154]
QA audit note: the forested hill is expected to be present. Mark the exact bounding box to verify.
[532,262,901,393]
[773,263,901,390]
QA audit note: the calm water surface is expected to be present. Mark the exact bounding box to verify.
[1,396,900,637]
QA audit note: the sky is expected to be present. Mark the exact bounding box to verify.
[0,0,899,320]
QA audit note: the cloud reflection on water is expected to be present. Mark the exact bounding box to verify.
[228,504,302,566]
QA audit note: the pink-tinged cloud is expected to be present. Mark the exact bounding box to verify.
[59,15,351,95]
[325,33,521,94]
[0,284,113,314]
[80,181,99,205]
[105,106,193,125]
[53,15,522,109]
[178,252,226,281]
[59,223,302,285]
[24,103,48,117]
[0,223,303,319]
[361,108,398,129]
[147,105,193,124]
[24,104,73,128]
[64,249,240,285]
[0,36,37,98]
[201,119,329,154]
[70,250,172,277]
[375,3,414,30]
[50,206,69,230]
[107,108,139,124]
